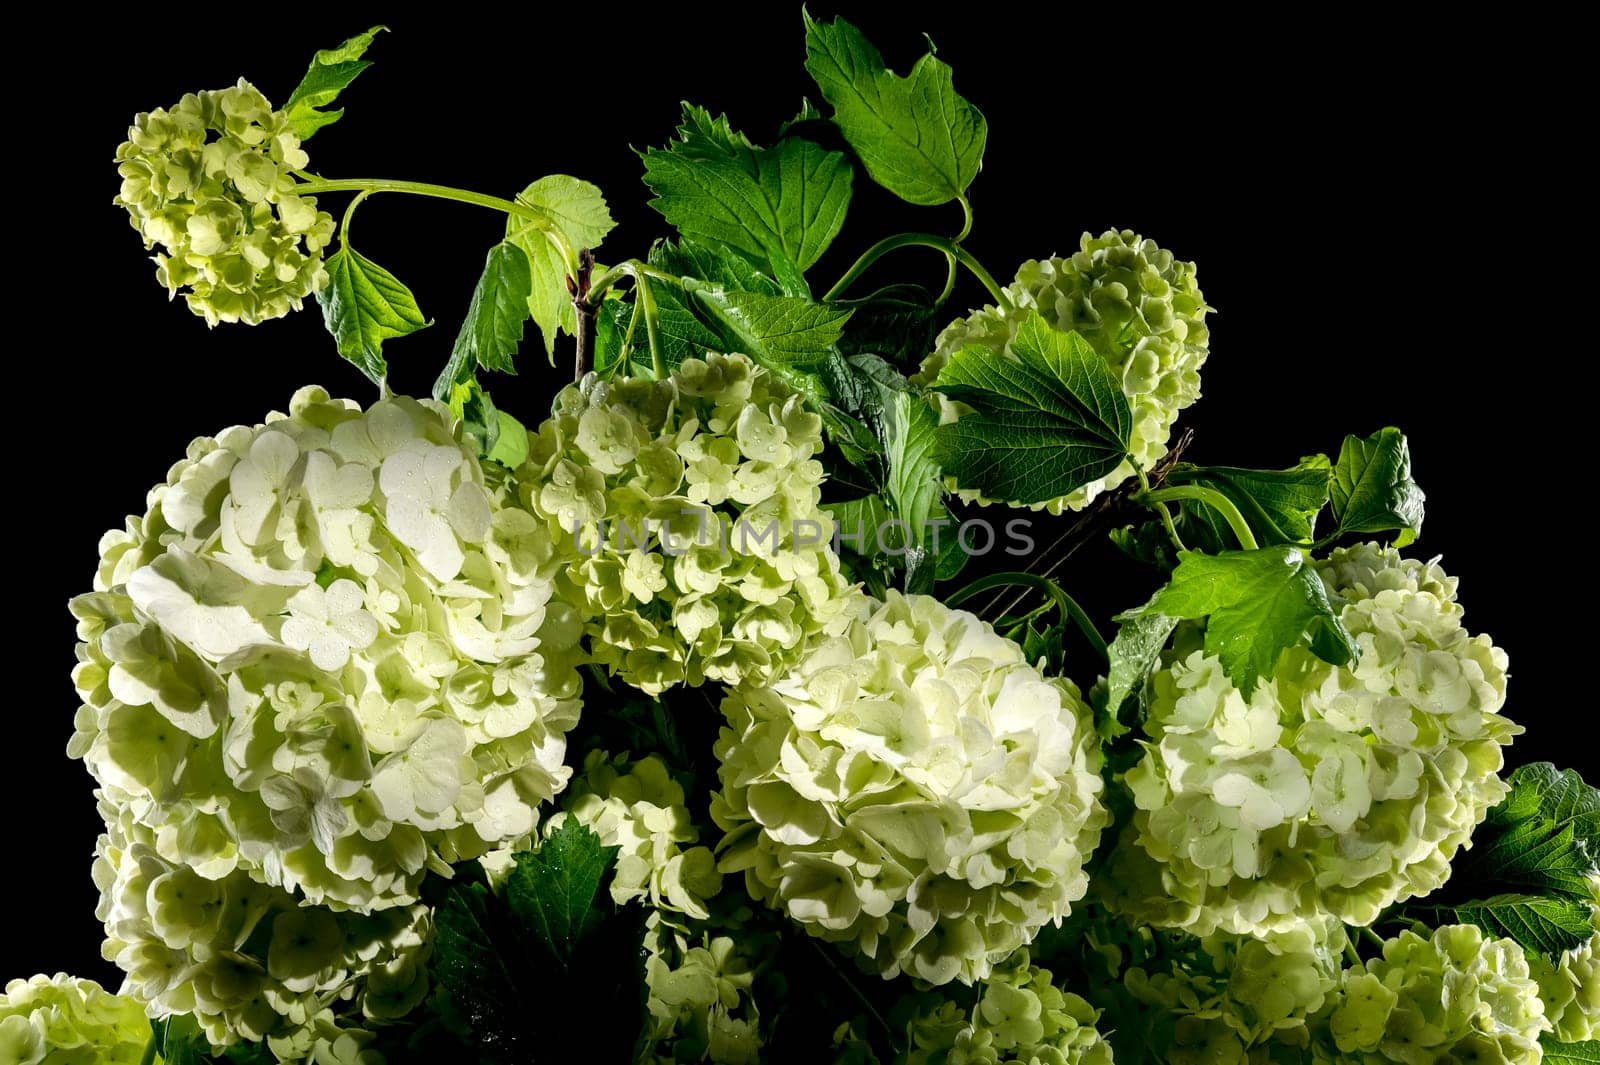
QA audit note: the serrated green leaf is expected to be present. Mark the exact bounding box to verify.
[505,818,618,967]
[1326,427,1425,546]
[804,13,986,205]
[1103,613,1181,737]
[446,378,499,457]
[316,245,428,385]
[652,237,783,296]
[642,104,853,295]
[834,284,940,366]
[1169,462,1331,548]
[686,284,853,366]
[1424,893,1596,957]
[283,26,385,140]
[1542,1036,1600,1064]
[933,314,1132,505]
[436,243,532,399]
[1122,546,1357,696]
[1419,762,1600,955]
[433,878,529,1058]
[503,175,616,362]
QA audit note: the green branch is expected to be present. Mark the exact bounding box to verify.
[1137,485,1259,551]
[946,571,1108,665]
[824,232,1010,308]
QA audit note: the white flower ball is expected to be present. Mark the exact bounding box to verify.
[712,592,1107,986]
[69,386,583,914]
[1116,542,1518,937]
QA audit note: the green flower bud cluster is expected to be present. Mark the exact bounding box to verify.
[712,591,1107,986]
[1326,924,1549,1064]
[114,80,335,326]
[94,804,429,1054]
[0,971,151,1065]
[1117,542,1518,937]
[1122,916,1346,1061]
[916,230,1210,514]
[1532,932,1600,1043]
[546,750,724,919]
[516,352,861,694]
[641,914,763,1064]
[69,386,583,925]
[899,950,1112,1065]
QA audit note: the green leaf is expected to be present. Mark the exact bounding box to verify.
[1168,461,1331,549]
[652,237,783,296]
[1122,546,1357,696]
[446,378,499,456]
[834,283,940,367]
[436,242,532,399]
[505,818,618,967]
[487,409,529,469]
[1439,894,1597,957]
[1542,1037,1600,1064]
[1102,613,1181,738]
[1326,427,1425,546]
[804,13,986,205]
[686,285,853,366]
[316,245,429,385]
[932,314,1132,505]
[433,878,530,1058]
[504,175,616,361]
[1419,763,1600,956]
[283,26,386,140]
[642,104,853,295]
[880,388,949,593]
[151,1016,211,1065]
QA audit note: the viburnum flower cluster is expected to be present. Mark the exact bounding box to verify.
[515,353,861,694]
[0,971,151,1065]
[1115,542,1518,936]
[712,591,1107,986]
[916,230,1210,513]
[113,80,334,326]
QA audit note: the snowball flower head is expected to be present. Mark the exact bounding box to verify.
[516,352,860,694]
[712,592,1107,986]
[915,229,1209,513]
[1532,931,1600,1043]
[1328,924,1548,1064]
[1116,542,1518,936]
[900,950,1112,1065]
[0,972,151,1065]
[70,386,583,915]
[114,79,335,325]
[641,915,764,1064]
[93,804,430,1053]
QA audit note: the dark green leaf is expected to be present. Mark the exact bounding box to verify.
[642,104,853,295]
[1419,763,1600,956]
[820,404,887,478]
[1122,546,1357,696]
[834,284,941,367]
[1542,1037,1600,1064]
[1434,894,1597,957]
[437,243,532,398]
[504,175,616,361]
[446,377,499,457]
[487,409,529,469]
[283,26,386,140]
[1168,461,1331,548]
[804,13,986,205]
[1102,613,1181,738]
[1326,427,1425,546]
[151,1016,211,1065]
[433,878,529,1058]
[316,245,429,385]
[505,818,618,967]
[933,314,1132,505]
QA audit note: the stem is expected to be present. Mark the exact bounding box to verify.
[947,572,1108,665]
[1138,485,1258,551]
[824,233,1011,309]
[1358,926,1386,951]
[955,194,974,243]
[633,269,665,380]
[336,191,371,248]
[1138,468,1187,553]
[935,254,958,307]
[292,177,577,274]
[138,1031,159,1065]
[571,249,596,381]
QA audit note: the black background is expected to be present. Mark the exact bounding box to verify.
[17,9,1586,985]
